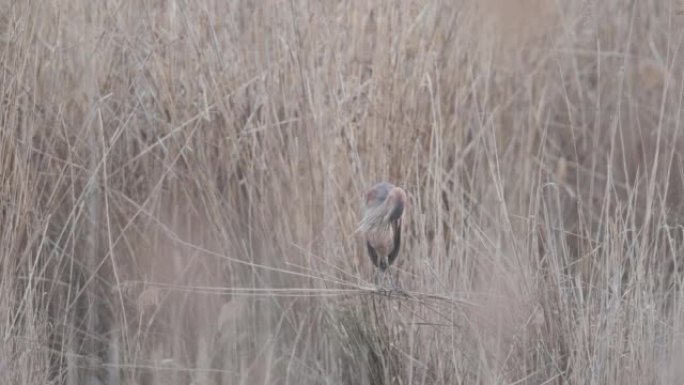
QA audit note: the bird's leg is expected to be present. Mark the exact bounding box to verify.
[374,256,395,295]
[375,269,388,293]
[387,270,396,289]
[382,256,391,291]
[388,271,406,295]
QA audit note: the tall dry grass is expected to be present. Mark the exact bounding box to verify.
[2,0,684,383]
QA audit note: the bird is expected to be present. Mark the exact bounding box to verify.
[357,182,407,292]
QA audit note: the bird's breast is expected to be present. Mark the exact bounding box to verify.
[365,226,394,257]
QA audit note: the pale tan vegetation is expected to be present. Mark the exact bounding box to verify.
[2,0,684,384]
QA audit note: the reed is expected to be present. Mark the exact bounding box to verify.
[2,0,684,383]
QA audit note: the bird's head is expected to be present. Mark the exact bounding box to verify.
[357,183,406,234]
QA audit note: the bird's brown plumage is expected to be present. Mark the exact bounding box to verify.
[359,182,406,283]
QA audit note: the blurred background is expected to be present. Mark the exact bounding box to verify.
[2,0,684,384]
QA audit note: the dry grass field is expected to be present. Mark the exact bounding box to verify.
[3,0,684,384]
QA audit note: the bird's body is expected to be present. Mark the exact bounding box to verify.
[358,182,407,291]
[365,225,394,261]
